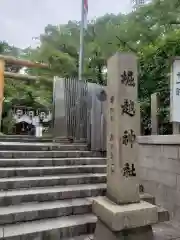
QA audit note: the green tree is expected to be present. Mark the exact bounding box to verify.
[3,0,180,133]
[0,41,52,133]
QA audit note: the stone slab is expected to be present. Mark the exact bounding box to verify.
[92,196,158,231]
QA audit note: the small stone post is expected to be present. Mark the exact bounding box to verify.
[52,77,68,138]
[151,93,160,135]
[92,53,161,240]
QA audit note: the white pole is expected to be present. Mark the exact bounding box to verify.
[78,0,85,81]
[76,0,85,140]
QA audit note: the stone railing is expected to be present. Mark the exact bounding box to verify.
[137,135,180,222]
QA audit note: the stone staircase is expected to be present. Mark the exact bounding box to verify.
[0,138,170,239]
[0,139,105,239]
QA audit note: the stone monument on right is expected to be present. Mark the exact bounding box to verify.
[92,52,168,240]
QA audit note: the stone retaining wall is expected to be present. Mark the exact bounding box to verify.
[137,135,180,222]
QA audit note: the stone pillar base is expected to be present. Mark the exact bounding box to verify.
[92,196,159,240]
[94,220,154,240]
[93,196,158,231]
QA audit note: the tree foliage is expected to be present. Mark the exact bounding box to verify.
[0,41,52,133]
[2,0,180,133]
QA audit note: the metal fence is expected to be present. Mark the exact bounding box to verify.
[53,77,107,151]
[64,78,88,140]
[87,82,107,151]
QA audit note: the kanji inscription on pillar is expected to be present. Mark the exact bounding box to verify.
[106,53,140,205]
[107,93,115,173]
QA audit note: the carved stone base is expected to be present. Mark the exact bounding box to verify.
[92,196,158,231]
[94,219,154,240]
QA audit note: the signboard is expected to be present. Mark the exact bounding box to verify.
[171,58,180,122]
[11,106,52,134]
[12,107,52,124]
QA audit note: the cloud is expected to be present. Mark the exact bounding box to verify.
[0,0,131,48]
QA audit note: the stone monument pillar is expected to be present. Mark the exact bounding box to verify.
[92,53,159,240]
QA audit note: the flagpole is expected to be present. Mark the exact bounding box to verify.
[78,0,85,81]
[76,0,85,140]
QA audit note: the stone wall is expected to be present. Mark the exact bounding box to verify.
[138,135,180,221]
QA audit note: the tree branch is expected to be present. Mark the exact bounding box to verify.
[115,36,138,53]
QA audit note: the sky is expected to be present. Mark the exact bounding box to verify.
[0,0,131,48]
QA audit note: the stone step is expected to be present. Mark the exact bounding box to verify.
[0,174,106,190]
[0,165,106,178]
[0,196,166,226]
[0,136,86,144]
[140,193,155,205]
[0,214,97,239]
[90,193,155,208]
[74,218,175,240]
[0,136,54,143]
[0,208,170,240]
[64,235,93,240]
[0,142,88,151]
[0,198,92,225]
[67,223,180,240]
[157,206,169,223]
[0,184,106,206]
[0,182,155,208]
[0,151,101,158]
[0,157,106,167]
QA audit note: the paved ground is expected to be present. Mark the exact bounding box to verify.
[81,222,180,240]
[153,222,180,240]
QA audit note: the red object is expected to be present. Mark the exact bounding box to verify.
[84,0,88,12]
